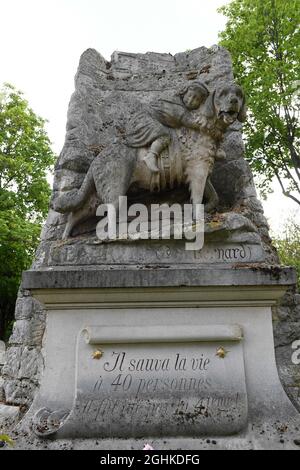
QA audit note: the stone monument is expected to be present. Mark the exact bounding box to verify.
[1,46,300,450]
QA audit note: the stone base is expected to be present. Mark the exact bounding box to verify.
[38,212,266,267]
[0,404,20,430]
[6,426,300,450]
[10,265,298,449]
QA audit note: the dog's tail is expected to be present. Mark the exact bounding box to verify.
[51,167,95,213]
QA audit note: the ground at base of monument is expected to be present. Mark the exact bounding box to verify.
[3,422,300,451]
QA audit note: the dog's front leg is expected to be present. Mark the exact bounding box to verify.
[187,156,214,208]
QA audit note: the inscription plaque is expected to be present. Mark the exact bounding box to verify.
[32,324,248,438]
[49,242,265,266]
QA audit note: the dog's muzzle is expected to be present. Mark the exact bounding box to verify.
[218,109,239,124]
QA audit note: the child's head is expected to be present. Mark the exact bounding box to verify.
[180,82,209,110]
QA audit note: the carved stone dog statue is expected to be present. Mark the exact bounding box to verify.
[51,83,246,239]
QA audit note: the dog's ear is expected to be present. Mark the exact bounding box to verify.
[197,82,210,99]
[205,89,216,118]
[237,95,247,122]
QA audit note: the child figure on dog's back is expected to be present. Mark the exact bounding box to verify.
[125,82,210,174]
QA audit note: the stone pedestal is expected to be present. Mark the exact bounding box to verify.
[18,265,300,449]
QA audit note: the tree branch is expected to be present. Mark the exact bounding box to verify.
[274,170,300,206]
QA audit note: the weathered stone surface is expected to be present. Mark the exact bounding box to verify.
[0,377,5,402]
[0,340,5,365]
[47,241,265,267]
[15,296,43,321]
[2,346,43,383]
[22,265,296,291]
[52,169,87,192]
[4,379,38,406]
[0,404,20,427]
[31,241,52,269]
[5,428,300,450]
[220,129,245,162]
[58,143,94,173]
[211,159,258,207]
[274,305,300,323]
[33,212,268,267]
[9,316,45,347]
[273,285,300,409]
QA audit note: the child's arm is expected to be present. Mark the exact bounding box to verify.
[181,112,205,130]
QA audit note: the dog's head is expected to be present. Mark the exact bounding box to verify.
[206,83,247,125]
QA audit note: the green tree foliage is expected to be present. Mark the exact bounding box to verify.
[273,220,300,288]
[218,0,300,204]
[0,434,14,447]
[0,83,55,340]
